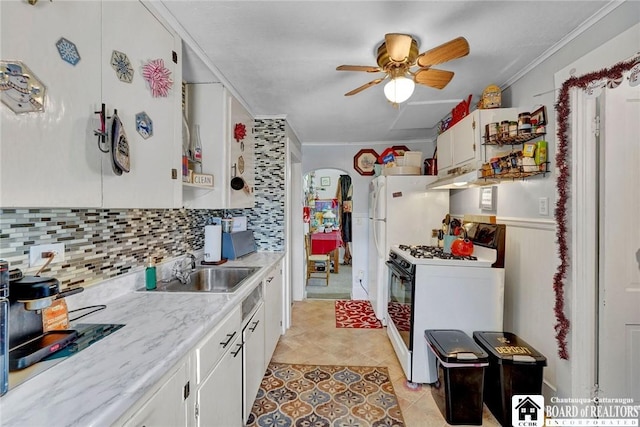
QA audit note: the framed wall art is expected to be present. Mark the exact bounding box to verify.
[531,105,547,126]
[320,176,331,187]
[353,148,378,176]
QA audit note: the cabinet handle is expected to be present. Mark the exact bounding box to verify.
[220,331,237,348]
[249,320,260,332]
[231,342,243,357]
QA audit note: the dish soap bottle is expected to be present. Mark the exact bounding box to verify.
[145,257,157,291]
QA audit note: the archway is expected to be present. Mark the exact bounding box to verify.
[303,169,353,300]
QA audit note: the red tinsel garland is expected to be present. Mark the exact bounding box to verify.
[553,56,639,360]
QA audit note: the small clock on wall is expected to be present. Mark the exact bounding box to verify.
[353,148,379,176]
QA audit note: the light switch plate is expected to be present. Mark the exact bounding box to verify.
[29,243,65,267]
[539,197,549,216]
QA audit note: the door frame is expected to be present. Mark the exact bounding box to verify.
[554,23,639,397]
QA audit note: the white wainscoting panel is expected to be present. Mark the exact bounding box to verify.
[502,219,558,397]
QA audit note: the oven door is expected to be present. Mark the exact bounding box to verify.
[386,261,414,351]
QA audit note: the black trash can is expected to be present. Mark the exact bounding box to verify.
[425,329,489,426]
[473,331,547,427]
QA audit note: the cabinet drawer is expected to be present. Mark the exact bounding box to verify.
[196,305,241,384]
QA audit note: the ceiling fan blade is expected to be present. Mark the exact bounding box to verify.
[344,78,385,96]
[385,33,413,62]
[416,37,470,68]
[414,68,454,90]
[337,65,382,73]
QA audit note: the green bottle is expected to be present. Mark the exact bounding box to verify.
[145,257,157,291]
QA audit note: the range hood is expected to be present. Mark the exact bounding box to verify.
[427,169,496,190]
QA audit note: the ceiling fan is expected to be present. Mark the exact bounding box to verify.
[336,34,469,104]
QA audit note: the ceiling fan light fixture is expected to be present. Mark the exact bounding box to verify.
[384,75,415,104]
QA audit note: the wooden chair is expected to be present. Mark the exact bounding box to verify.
[304,233,330,286]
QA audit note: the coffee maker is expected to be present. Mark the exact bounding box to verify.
[6,269,80,373]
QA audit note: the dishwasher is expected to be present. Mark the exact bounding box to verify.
[241,285,265,423]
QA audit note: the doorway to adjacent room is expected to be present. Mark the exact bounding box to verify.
[303,169,353,300]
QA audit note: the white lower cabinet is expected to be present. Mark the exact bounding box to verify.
[194,305,243,426]
[264,263,283,368]
[196,333,243,427]
[243,303,265,423]
[122,358,191,427]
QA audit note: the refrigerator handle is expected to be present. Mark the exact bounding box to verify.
[373,182,385,259]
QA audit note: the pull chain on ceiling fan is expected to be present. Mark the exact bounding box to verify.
[336,34,469,104]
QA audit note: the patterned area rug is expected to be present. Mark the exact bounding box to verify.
[335,300,383,329]
[247,363,405,427]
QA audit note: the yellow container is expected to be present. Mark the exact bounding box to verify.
[535,140,547,165]
[522,142,536,158]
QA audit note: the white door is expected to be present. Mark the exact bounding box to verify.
[598,82,640,400]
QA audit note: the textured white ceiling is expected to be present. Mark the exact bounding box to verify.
[159,1,611,144]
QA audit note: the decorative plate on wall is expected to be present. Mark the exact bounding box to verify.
[391,145,410,156]
[353,148,378,176]
[135,111,153,139]
[111,50,134,83]
[0,60,46,114]
[56,37,81,66]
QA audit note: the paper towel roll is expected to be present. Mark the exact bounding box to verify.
[204,225,222,262]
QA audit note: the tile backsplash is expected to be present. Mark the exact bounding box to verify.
[0,119,287,290]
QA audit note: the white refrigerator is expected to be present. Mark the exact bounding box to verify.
[367,175,449,325]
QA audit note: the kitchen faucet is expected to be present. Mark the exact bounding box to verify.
[173,253,197,285]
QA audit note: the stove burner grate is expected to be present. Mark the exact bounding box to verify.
[398,244,477,261]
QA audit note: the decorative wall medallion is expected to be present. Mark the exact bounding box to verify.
[234,123,247,142]
[391,145,410,156]
[56,37,80,66]
[0,60,46,114]
[353,148,378,176]
[142,58,173,98]
[110,50,134,83]
[135,111,153,139]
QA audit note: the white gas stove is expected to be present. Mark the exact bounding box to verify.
[386,223,506,384]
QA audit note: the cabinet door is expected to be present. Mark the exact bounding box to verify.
[123,359,190,427]
[101,1,180,208]
[243,303,265,423]
[436,129,453,174]
[0,1,103,208]
[451,113,477,167]
[227,94,255,209]
[197,335,243,427]
[264,265,283,366]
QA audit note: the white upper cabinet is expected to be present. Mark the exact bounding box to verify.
[183,83,255,209]
[436,108,516,177]
[0,1,181,209]
[101,1,181,209]
[0,1,102,208]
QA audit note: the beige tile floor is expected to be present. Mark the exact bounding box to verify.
[269,300,501,427]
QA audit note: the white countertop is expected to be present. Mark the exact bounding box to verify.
[0,252,284,427]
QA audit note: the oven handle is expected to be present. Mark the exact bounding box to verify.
[386,261,411,281]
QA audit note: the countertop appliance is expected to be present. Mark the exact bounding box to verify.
[222,230,256,260]
[386,222,505,384]
[1,260,9,396]
[367,175,449,325]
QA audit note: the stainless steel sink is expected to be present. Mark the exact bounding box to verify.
[147,267,260,293]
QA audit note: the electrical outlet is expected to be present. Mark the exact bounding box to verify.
[539,197,549,216]
[358,270,364,280]
[29,243,65,267]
